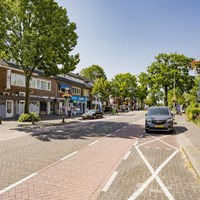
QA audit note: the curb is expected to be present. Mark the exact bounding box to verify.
[175,128,200,179]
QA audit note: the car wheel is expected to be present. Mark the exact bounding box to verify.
[171,128,176,134]
[145,129,149,133]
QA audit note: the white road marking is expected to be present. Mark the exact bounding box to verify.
[88,140,99,146]
[123,151,131,160]
[155,147,161,150]
[144,146,150,149]
[137,135,168,147]
[154,137,178,150]
[0,136,19,142]
[102,171,118,192]
[60,151,78,161]
[129,135,179,200]
[0,173,37,194]
[134,141,139,146]
[129,147,178,200]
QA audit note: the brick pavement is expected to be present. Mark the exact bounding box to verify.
[175,114,200,178]
[0,113,144,200]
[97,132,200,200]
[0,112,200,200]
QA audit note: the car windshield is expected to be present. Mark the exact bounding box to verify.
[87,110,96,114]
[148,107,170,116]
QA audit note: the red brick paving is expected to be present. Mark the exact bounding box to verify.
[0,123,144,200]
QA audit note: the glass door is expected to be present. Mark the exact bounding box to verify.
[6,100,14,118]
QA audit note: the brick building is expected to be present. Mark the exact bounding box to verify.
[0,59,94,118]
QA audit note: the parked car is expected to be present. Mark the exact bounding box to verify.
[82,109,103,120]
[145,106,174,133]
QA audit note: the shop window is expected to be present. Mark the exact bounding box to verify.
[40,102,47,111]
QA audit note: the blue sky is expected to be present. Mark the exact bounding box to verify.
[55,0,200,80]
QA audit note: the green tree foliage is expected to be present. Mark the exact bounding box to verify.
[184,76,200,106]
[110,73,137,100]
[91,78,111,102]
[80,65,107,81]
[137,72,149,109]
[147,53,194,106]
[0,0,79,113]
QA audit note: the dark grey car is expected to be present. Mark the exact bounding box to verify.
[145,106,174,133]
[82,109,103,120]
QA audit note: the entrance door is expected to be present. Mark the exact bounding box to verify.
[6,100,14,118]
[19,101,25,115]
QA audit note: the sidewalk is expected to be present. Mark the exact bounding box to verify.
[175,114,200,178]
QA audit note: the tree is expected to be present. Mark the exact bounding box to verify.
[110,73,137,100]
[0,0,79,113]
[80,65,107,81]
[147,53,194,106]
[137,72,149,109]
[91,77,111,102]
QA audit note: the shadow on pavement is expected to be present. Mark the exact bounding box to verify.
[174,126,188,134]
[27,121,145,142]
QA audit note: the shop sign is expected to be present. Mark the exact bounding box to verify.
[71,96,85,102]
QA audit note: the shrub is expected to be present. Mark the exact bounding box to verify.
[18,112,40,122]
[186,106,200,121]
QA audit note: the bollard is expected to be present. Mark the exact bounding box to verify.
[0,115,2,125]
[32,116,35,125]
[62,115,65,123]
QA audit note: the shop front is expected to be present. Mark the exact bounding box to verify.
[71,95,88,114]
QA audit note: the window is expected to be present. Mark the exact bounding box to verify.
[11,73,51,91]
[72,87,81,95]
[11,74,25,87]
[83,89,89,97]
[58,83,70,93]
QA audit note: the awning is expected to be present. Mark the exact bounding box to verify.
[59,83,70,89]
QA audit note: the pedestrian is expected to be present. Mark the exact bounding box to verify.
[176,103,180,115]
[68,106,71,118]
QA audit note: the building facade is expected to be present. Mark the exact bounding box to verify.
[0,59,94,118]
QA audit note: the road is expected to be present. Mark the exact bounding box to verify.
[0,111,200,200]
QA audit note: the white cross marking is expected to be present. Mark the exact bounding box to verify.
[128,136,179,200]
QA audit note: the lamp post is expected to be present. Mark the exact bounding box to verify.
[172,70,177,114]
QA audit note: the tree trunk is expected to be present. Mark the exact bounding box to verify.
[24,75,31,114]
[164,86,168,106]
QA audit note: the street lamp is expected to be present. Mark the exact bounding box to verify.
[172,70,177,114]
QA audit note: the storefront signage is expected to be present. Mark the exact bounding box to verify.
[71,96,86,102]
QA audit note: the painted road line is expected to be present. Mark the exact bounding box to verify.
[0,136,19,142]
[60,151,78,161]
[137,135,168,148]
[123,151,131,160]
[88,140,99,146]
[134,141,139,146]
[129,147,179,200]
[0,173,37,195]
[157,138,178,150]
[102,171,118,192]
[155,147,161,150]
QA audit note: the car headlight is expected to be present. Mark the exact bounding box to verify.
[146,119,152,123]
